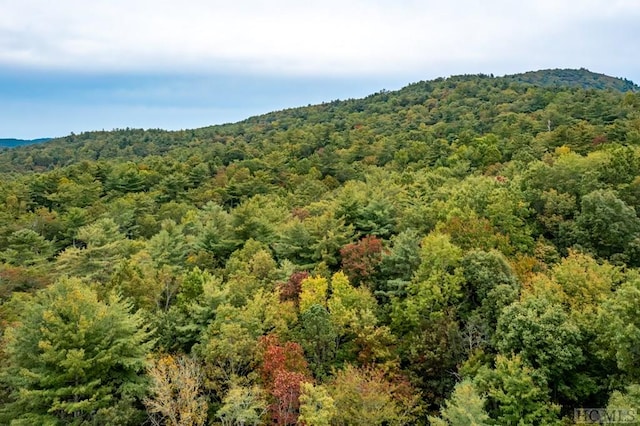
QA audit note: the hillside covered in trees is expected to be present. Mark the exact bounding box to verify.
[1,69,640,425]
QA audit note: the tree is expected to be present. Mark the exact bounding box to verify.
[513,252,620,404]
[458,250,519,348]
[224,240,278,307]
[231,195,288,244]
[298,382,336,426]
[270,370,309,426]
[306,211,355,267]
[55,218,141,284]
[324,271,394,366]
[0,277,153,425]
[47,175,102,210]
[152,268,227,353]
[377,229,421,300]
[390,233,466,406]
[147,220,190,272]
[606,384,640,419]
[327,271,378,334]
[474,355,562,425]
[195,290,295,399]
[574,189,640,260]
[598,278,640,381]
[428,380,490,426]
[392,233,464,332]
[299,275,328,313]
[495,294,586,403]
[340,235,384,287]
[297,304,337,378]
[0,228,53,267]
[105,162,148,193]
[328,365,418,425]
[190,202,239,268]
[333,180,397,237]
[259,335,311,425]
[144,354,208,426]
[278,271,309,307]
[217,382,268,426]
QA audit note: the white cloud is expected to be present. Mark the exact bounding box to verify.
[0,0,639,76]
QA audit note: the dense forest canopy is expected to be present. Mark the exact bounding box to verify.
[504,68,640,92]
[1,69,640,425]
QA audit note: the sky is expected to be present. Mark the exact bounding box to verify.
[1,0,639,139]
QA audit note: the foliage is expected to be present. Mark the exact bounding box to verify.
[299,275,329,313]
[474,355,562,425]
[144,354,208,426]
[217,382,267,426]
[428,379,490,426]
[1,69,640,424]
[0,277,153,425]
[298,382,336,426]
[340,235,384,287]
[259,335,311,425]
[328,365,418,425]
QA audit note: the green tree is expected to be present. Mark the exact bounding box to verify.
[606,384,640,418]
[153,267,226,353]
[297,304,337,378]
[459,250,519,349]
[0,229,53,267]
[195,290,295,399]
[428,380,490,426]
[217,382,267,426]
[47,175,102,210]
[147,219,190,272]
[190,202,239,268]
[378,229,422,299]
[224,240,278,307]
[0,277,153,425]
[392,233,464,332]
[598,278,640,381]
[495,294,585,402]
[474,355,561,425]
[390,233,466,406]
[56,218,141,284]
[574,189,640,260]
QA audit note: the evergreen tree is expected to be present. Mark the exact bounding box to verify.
[1,277,153,425]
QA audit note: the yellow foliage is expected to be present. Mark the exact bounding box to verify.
[522,251,618,315]
[145,354,208,426]
[300,276,328,313]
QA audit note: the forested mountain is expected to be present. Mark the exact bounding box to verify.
[0,138,50,148]
[504,68,639,92]
[1,69,640,425]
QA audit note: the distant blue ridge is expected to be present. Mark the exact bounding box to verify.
[0,138,51,148]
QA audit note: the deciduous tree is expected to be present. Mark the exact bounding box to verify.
[145,354,208,426]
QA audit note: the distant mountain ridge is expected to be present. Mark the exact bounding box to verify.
[503,68,639,92]
[0,68,637,159]
[0,138,51,148]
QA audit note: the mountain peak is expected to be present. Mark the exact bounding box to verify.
[503,68,638,92]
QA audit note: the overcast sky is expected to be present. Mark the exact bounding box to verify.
[1,0,639,139]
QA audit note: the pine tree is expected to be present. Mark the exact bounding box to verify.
[1,277,153,425]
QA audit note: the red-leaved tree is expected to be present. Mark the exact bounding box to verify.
[259,335,311,425]
[340,236,384,287]
[278,271,310,307]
